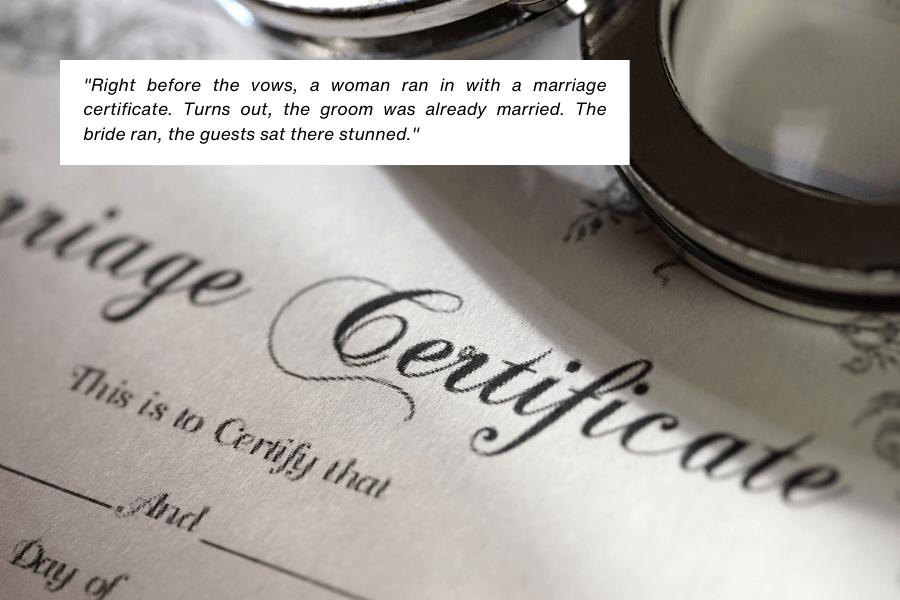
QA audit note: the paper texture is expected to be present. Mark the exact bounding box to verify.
[2,2,900,599]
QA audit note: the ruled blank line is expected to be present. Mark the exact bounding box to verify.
[199,538,377,600]
[1,460,379,600]
[0,462,112,509]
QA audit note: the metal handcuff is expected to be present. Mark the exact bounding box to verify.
[220,0,900,325]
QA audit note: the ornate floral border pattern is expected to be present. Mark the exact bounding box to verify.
[563,178,648,243]
[836,314,900,375]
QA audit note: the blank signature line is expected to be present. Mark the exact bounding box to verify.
[199,538,378,600]
[0,461,112,510]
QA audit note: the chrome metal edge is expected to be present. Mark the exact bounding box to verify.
[231,0,586,58]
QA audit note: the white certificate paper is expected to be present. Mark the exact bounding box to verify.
[2,2,900,599]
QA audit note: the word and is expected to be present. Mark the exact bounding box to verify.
[0,195,252,322]
[114,492,210,533]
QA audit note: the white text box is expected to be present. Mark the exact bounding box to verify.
[60,60,629,166]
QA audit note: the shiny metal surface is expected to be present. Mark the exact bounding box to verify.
[239,0,508,38]
[670,0,900,202]
[583,0,900,324]
[225,0,587,58]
